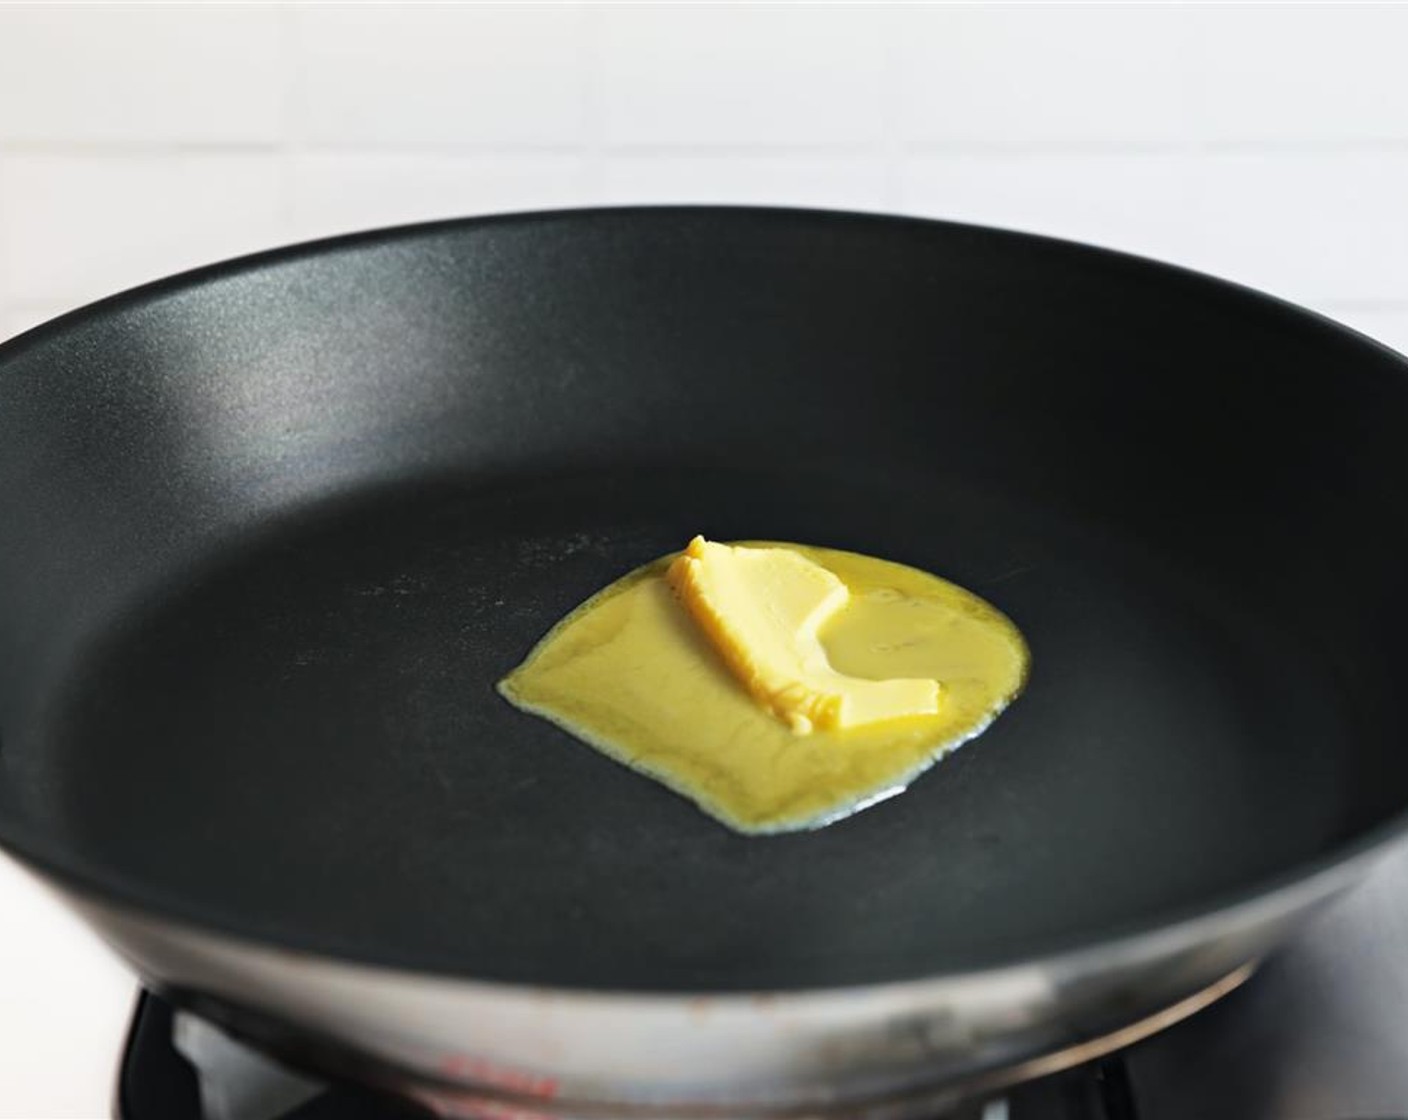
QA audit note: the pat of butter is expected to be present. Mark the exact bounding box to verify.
[667,537,942,734]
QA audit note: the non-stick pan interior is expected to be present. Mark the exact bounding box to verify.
[1,208,1407,991]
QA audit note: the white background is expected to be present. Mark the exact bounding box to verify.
[4,4,1408,1116]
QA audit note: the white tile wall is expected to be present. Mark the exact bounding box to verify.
[3,2,1408,354]
[897,5,1196,144]
[1190,5,1408,143]
[287,152,589,241]
[0,153,285,306]
[599,154,887,210]
[1187,152,1408,307]
[295,5,588,147]
[597,4,885,147]
[0,5,286,145]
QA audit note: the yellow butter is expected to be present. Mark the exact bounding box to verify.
[667,537,941,733]
[498,541,1029,834]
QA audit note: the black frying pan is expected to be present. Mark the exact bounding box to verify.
[2,207,1407,1109]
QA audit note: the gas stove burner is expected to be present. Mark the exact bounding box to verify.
[119,991,427,1120]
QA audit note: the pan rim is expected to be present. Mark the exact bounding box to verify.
[5,804,1397,997]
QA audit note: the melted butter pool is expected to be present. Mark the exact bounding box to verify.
[498,543,1029,834]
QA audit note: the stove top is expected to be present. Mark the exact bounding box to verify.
[116,841,1408,1120]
